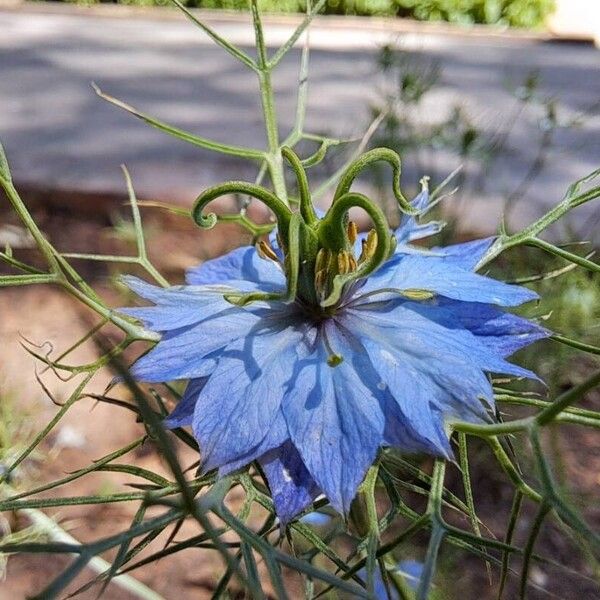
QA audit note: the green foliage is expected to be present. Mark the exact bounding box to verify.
[394,0,555,27]
[516,253,600,390]
[54,0,555,27]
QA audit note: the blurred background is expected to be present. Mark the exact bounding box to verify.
[0,0,599,598]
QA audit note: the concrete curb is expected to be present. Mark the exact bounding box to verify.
[1,0,593,51]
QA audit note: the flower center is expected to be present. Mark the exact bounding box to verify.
[191,146,417,310]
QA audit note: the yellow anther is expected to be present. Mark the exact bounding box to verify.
[314,269,328,296]
[327,354,344,367]
[359,229,378,263]
[315,248,330,274]
[337,251,350,275]
[365,229,378,256]
[257,240,279,262]
[401,289,435,301]
[347,220,358,245]
[348,254,358,272]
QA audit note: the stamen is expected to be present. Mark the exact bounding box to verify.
[401,289,435,300]
[359,229,378,264]
[315,248,330,274]
[257,240,280,262]
[365,229,378,257]
[337,251,350,275]
[347,220,358,244]
[343,286,437,309]
[348,254,358,272]
[323,327,343,367]
[359,238,367,263]
[314,269,328,299]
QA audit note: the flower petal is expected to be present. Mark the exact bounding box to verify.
[194,313,308,471]
[413,298,549,357]
[339,306,523,451]
[432,237,495,270]
[381,392,452,457]
[129,307,264,382]
[120,282,240,332]
[163,378,208,429]
[186,245,285,291]
[282,323,385,513]
[218,410,290,475]
[346,301,538,382]
[361,254,539,306]
[395,189,444,244]
[259,441,321,524]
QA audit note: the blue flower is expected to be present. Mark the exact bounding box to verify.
[359,559,424,597]
[121,186,547,524]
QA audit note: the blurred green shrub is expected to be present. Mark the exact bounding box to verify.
[52,0,556,28]
[394,0,556,27]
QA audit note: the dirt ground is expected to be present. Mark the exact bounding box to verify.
[0,200,598,599]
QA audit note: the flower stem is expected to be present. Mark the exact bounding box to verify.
[250,0,288,205]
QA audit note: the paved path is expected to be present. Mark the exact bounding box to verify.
[1,5,599,237]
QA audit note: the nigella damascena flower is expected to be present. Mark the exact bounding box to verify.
[121,149,548,523]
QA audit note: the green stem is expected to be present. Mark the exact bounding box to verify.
[476,169,600,269]
[536,369,600,426]
[251,0,287,204]
[63,281,159,342]
[0,178,60,272]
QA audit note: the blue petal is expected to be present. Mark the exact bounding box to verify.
[163,378,207,429]
[338,304,540,450]
[395,189,444,244]
[193,313,308,471]
[129,307,264,382]
[381,392,452,458]
[432,237,495,270]
[186,245,285,291]
[397,560,424,592]
[300,512,331,526]
[346,301,537,382]
[282,323,385,513]
[120,282,238,332]
[259,441,321,524]
[341,312,484,452]
[413,298,550,357]
[218,410,289,475]
[361,254,539,306]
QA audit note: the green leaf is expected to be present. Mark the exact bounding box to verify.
[93,83,265,161]
[416,522,445,600]
[0,141,12,183]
